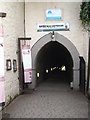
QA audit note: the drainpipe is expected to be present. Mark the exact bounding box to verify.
[24,0,26,38]
[23,0,27,45]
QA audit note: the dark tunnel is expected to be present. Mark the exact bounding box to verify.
[35,41,73,86]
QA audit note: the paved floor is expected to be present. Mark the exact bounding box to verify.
[1,77,88,118]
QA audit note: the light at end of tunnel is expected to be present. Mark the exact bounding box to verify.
[37,73,40,78]
[46,69,49,73]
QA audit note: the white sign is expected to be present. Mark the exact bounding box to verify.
[46,9,62,20]
[0,24,5,104]
[22,45,32,83]
[37,23,69,32]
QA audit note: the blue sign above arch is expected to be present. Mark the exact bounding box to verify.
[46,9,62,20]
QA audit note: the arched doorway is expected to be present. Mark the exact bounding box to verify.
[30,33,80,90]
[35,41,73,86]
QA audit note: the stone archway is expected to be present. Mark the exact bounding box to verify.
[30,33,80,90]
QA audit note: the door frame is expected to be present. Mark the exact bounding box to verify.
[79,56,86,94]
[87,37,90,98]
[18,37,31,94]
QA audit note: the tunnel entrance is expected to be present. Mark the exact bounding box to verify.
[31,33,79,90]
[35,41,73,87]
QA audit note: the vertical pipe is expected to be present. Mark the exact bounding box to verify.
[24,0,26,45]
[24,0,25,37]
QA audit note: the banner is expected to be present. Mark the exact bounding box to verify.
[0,20,5,104]
[22,45,32,83]
[37,23,69,32]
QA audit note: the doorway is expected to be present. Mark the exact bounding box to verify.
[35,41,73,87]
[31,33,80,90]
[18,37,31,93]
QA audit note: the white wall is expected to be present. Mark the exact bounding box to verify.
[25,2,89,65]
[0,2,24,106]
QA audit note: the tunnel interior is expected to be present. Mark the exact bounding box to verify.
[35,41,73,86]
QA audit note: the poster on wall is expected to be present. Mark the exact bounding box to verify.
[0,21,5,105]
[22,45,32,83]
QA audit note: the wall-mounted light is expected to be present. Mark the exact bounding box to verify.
[37,73,40,78]
[51,31,56,41]
[51,31,55,39]
[46,69,49,73]
[51,68,53,71]
[70,82,73,89]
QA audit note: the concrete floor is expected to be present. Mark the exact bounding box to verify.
[1,77,88,119]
